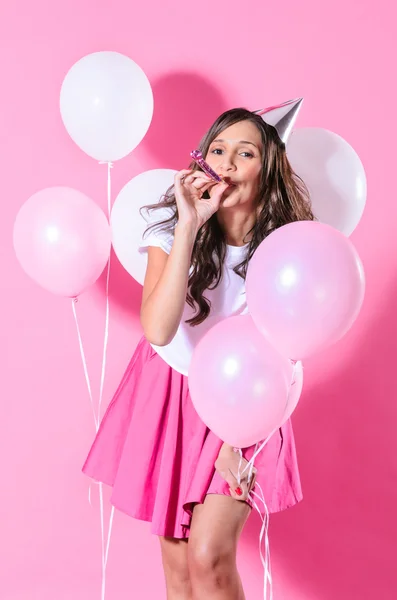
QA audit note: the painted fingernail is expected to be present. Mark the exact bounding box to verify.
[235,487,243,496]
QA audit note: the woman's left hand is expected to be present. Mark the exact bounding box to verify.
[215,444,257,502]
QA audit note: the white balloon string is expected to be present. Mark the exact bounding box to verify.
[240,362,302,599]
[241,431,275,479]
[71,298,98,430]
[97,161,113,424]
[238,366,301,600]
[105,506,115,567]
[249,495,271,598]
[72,297,111,599]
[97,160,114,600]
[237,449,243,485]
[249,484,273,600]
[241,360,301,478]
[237,443,272,599]
[236,444,257,487]
[98,264,110,426]
[98,161,114,216]
[97,162,112,425]
[248,443,258,484]
[99,482,110,600]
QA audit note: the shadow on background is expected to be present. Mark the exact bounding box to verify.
[243,279,397,599]
[141,70,228,168]
[97,71,228,312]
[98,249,143,317]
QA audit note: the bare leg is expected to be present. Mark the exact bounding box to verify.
[188,495,251,600]
[159,536,192,600]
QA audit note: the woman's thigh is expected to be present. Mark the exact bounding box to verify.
[188,495,251,568]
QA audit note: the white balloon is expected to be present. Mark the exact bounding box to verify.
[60,51,153,162]
[111,169,176,285]
[287,128,367,236]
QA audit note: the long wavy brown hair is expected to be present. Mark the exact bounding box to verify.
[143,108,314,326]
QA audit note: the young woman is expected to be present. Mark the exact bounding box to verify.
[83,107,314,600]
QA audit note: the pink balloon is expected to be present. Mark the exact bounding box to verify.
[188,315,293,448]
[280,361,304,426]
[13,187,111,297]
[246,222,365,360]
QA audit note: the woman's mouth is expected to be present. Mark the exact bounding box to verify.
[222,177,237,187]
[221,183,237,197]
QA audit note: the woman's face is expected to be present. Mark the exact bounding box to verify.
[205,120,263,208]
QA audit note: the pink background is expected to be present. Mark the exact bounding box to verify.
[1,1,396,599]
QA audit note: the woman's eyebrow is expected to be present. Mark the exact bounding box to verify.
[212,138,259,150]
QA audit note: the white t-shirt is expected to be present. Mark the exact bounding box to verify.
[139,205,249,375]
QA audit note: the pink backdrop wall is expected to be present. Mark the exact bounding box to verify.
[1,1,396,598]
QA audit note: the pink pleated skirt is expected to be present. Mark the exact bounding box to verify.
[82,336,302,539]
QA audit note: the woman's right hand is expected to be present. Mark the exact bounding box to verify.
[174,169,230,232]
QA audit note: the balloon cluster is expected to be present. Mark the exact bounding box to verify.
[186,101,367,448]
[13,51,154,297]
[12,53,155,600]
[13,55,366,449]
[188,221,365,447]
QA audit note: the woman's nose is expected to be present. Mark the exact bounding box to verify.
[218,156,236,172]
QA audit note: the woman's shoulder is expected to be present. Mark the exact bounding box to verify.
[140,203,176,255]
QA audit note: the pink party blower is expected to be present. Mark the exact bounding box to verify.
[190,150,223,182]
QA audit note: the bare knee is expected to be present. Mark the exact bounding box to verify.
[188,539,236,591]
[166,564,191,595]
[160,537,191,596]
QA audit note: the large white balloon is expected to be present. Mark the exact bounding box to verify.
[287,128,367,236]
[60,51,153,162]
[111,169,176,285]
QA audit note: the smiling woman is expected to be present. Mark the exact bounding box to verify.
[143,108,314,326]
[206,122,263,217]
[82,106,314,600]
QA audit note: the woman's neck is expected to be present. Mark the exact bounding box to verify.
[217,206,257,247]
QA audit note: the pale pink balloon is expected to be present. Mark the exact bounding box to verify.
[188,315,293,448]
[246,221,365,360]
[13,187,111,297]
[280,361,304,426]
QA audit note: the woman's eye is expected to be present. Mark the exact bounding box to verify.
[210,149,254,158]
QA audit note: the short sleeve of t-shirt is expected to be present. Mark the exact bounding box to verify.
[138,204,175,256]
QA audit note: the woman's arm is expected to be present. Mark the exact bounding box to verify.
[140,222,198,347]
[140,169,229,347]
